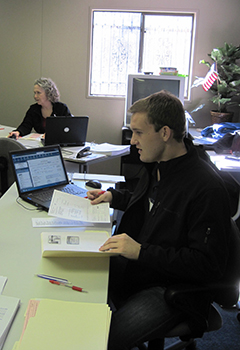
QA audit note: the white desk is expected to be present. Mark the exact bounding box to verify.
[0,125,15,137]
[0,182,111,350]
[4,133,130,173]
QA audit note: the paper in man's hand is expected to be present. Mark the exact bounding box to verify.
[48,190,110,223]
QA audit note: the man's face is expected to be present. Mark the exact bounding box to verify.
[130,112,165,163]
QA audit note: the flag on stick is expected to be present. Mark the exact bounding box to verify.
[202,63,218,91]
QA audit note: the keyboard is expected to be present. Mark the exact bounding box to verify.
[33,184,87,202]
[61,184,87,196]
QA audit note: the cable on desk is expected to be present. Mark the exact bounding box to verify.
[16,197,43,211]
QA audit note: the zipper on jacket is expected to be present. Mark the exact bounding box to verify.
[151,201,160,216]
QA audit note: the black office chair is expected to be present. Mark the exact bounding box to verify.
[138,219,240,350]
[0,137,26,196]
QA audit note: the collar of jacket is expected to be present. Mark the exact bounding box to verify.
[155,137,198,179]
[128,138,199,207]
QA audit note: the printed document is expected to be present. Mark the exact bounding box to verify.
[48,190,110,223]
[41,230,114,257]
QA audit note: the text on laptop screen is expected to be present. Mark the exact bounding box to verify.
[11,148,67,193]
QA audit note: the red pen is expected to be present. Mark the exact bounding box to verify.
[97,190,106,196]
[85,190,106,199]
[49,280,87,293]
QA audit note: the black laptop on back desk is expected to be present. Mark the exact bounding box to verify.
[44,116,89,147]
[9,145,87,211]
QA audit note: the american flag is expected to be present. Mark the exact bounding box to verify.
[202,63,218,91]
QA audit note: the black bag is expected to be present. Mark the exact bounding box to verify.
[212,131,240,155]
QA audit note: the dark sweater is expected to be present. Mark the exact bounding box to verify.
[16,102,71,136]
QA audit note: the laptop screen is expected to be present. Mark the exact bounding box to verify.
[10,146,68,194]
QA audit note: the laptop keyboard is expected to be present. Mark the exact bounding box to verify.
[33,189,54,202]
[61,184,87,196]
[32,184,87,202]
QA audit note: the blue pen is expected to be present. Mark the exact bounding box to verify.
[36,274,69,284]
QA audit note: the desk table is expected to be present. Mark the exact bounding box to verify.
[0,125,15,137]
[10,135,130,173]
[0,182,111,350]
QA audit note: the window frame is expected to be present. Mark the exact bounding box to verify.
[88,9,196,101]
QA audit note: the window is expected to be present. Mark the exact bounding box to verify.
[89,10,195,99]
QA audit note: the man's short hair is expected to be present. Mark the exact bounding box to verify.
[128,90,186,142]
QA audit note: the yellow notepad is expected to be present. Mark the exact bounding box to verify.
[18,299,111,350]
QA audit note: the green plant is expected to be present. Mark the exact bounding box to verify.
[192,43,240,113]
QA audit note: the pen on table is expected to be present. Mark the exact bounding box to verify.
[85,190,106,199]
[36,273,69,284]
[49,280,87,293]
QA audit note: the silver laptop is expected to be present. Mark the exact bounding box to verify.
[44,116,89,147]
[9,145,87,211]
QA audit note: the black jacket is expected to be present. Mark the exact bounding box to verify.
[16,102,71,136]
[108,139,231,293]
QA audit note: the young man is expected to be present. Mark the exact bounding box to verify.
[87,91,231,350]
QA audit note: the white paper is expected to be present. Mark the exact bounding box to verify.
[48,190,110,223]
[41,230,111,257]
[72,173,125,183]
[90,143,130,155]
[32,217,94,228]
[0,295,20,349]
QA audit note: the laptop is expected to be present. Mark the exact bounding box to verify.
[9,145,87,211]
[44,116,89,147]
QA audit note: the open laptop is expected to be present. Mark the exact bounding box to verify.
[9,145,87,211]
[44,116,89,147]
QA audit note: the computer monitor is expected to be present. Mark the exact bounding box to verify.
[124,74,185,125]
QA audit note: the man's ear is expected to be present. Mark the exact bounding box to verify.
[160,126,172,141]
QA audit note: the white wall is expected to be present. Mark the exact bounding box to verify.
[1,0,240,174]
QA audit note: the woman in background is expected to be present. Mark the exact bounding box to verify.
[8,77,72,139]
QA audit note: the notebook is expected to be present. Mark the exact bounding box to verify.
[9,145,87,211]
[44,116,89,147]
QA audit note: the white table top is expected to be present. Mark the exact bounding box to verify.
[0,183,110,350]
[0,125,15,137]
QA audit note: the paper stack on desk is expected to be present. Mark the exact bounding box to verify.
[90,142,130,156]
[0,295,20,350]
[17,299,111,350]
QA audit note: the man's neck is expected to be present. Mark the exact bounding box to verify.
[161,140,187,163]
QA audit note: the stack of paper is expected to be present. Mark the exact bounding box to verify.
[0,295,20,350]
[17,299,111,350]
[72,173,125,183]
[90,142,130,156]
[18,133,42,148]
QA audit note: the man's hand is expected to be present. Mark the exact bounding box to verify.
[99,233,141,260]
[86,189,113,205]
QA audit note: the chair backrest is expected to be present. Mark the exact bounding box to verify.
[0,138,26,195]
[212,218,240,307]
[164,218,240,338]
